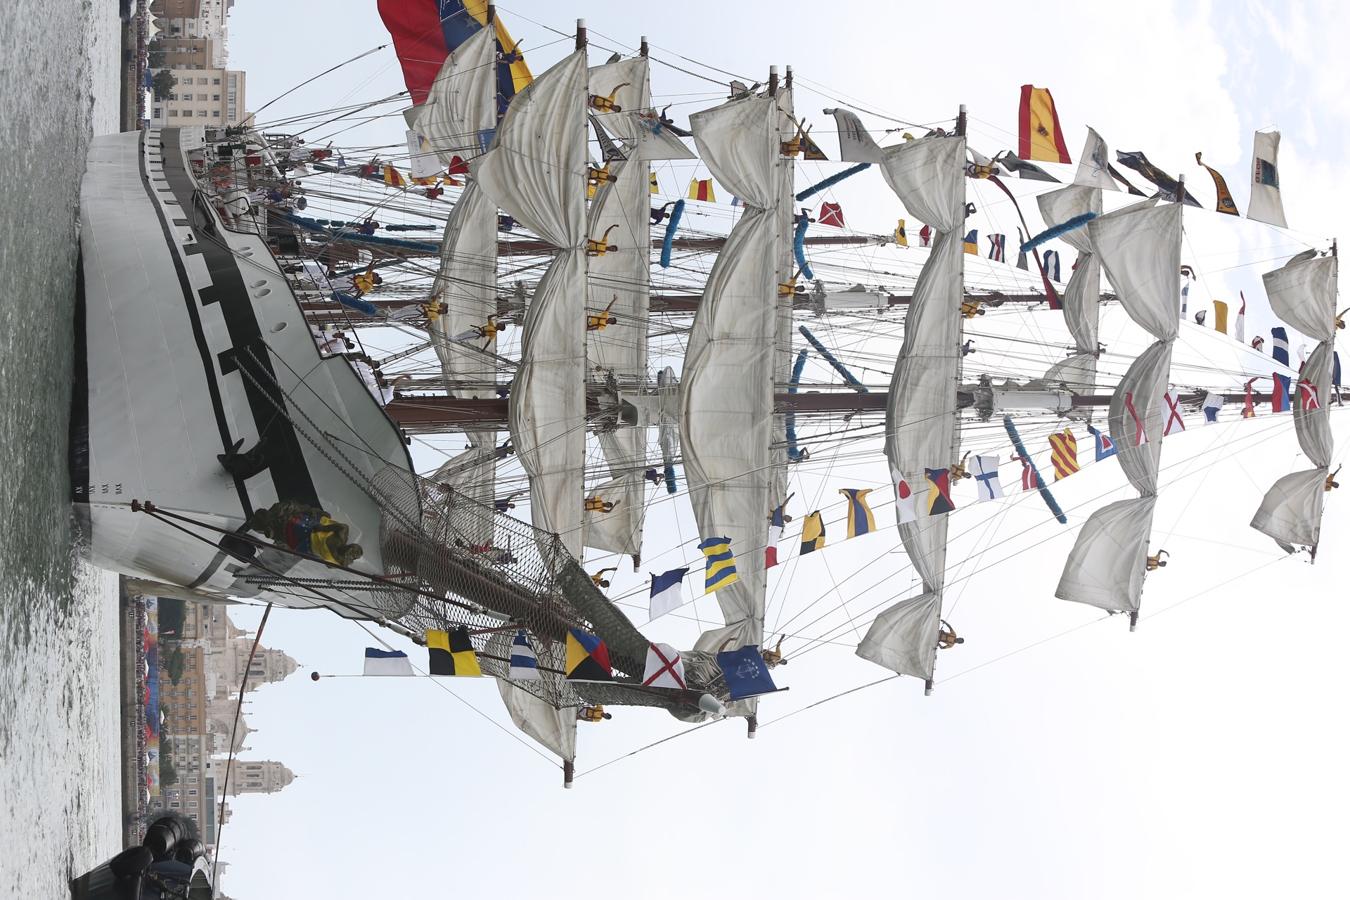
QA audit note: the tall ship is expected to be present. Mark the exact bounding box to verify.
[75,1,1342,784]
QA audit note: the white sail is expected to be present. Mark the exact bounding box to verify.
[419,24,498,165]
[487,629,577,764]
[1247,130,1287,228]
[1074,126,1116,191]
[1262,251,1338,343]
[856,592,942,680]
[1251,468,1327,552]
[681,93,784,652]
[1055,497,1156,613]
[825,107,883,163]
[1037,184,1103,383]
[583,58,655,562]
[857,134,966,676]
[1058,201,1182,614]
[770,84,797,513]
[477,50,589,556]
[1295,341,1335,467]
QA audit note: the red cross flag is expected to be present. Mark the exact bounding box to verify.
[1160,389,1185,436]
[1298,379,1321,410]
[1125,392,1148,445]
[642,642,687,690]
[818,202,846,227]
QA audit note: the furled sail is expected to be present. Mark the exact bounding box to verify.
[425,20,500,542]
[857,134,967,684]
[770,79,798,516]
[477,49,589,557]
[681,91,785,653]
[419,24,498,165]
[581,54,692,564]
[1252,251,1338,552]
[1057,202,1182,616]
[1036,183,1102,366]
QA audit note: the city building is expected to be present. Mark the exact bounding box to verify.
[150,68,248,128]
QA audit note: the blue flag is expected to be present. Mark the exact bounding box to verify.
[1271,326,1290,366]
[715,646,778,700]
[508,630,540,681]
[1087,424,1117,461]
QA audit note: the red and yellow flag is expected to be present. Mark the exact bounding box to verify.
[1049,429,1079,480]
[687,178,716,203]
[383,164,405,187]
[1018,85,1071,164]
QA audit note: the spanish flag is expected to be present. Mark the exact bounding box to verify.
[895,218,908,247]
[687,177,716,203]
[800,511,826,554]
[1048,429,1079,481]
[565,628,613,681]
[426,626,481,677]
[963,229,979,255]
[698,536,738,593]
[383,164,405,188]
[1017,85,1071,164]
[411,173,439,186]
[839,489,875,539]
[1213,300,1229,334]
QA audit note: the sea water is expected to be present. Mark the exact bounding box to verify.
[0,1,126,895]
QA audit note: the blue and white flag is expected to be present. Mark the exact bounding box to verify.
[1271,326,1290,366]
[648,567,688,621]
[363,647,414,676]
[1043,249,1061,282]
[1202,392,1223,423]
[715,646,779,700]
[971,454,1003,500]
[508,630,540,681]
[1087,424,1117,461]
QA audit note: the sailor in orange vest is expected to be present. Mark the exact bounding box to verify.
[453,315,506,346]
[949,452,972,481]
[761,636,788,668]
[937,619,964,650]
[1326,465,1342,492]
[584,497,619,514]
[577,705,612,722]
[1145,550,1169,571]
[587,296,618,331]
[590,567,618,589]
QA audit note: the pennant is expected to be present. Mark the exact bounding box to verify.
[1087,423,1117,460]
[1213,300,1229,334]
[987,233,1006,262]
[447,155,470,177]
[1195,151,1239,215]
[1125,392,1148,445]
[406,129,443,180]
[839,489,876,539]
[919,224,932,247]
[699,536,739,593]
[963,229,979,255]
[1048,429,1079,480]
[818,202,845,228]
[1161,389,1185,436]
[730,196,742,207]
[649,171,659,194]
[826,107,884,163]
[687,178,716,202]
[426,627,481,677]
[766,505,785,568]
[925,467,956,515]
[1075,126,1116,190]
[1115,150,1201,205]
[800,130,829,161]
[894,473,920,523]
[642,642,686,689]
[565,628,613,681]
[648,567,688,620]
[800,511,826,554]
[1019,457,1036,491]
[894,218,908,247]
[715,645,778,700]
[363,647,413,676]
[508,630,540,681]
[1272,373,1291,412]
[1194,309,1207,326]
[1015,228,1029,270]
[971,455,1003,500]
[997,152,1060,182]
[1247,130,1286,227]
[1297,378,1320,411]
[382,163,405,188]
[1017,85,1071,164]
[1202,392,1223,423]
[1181,278,1190,315]
[1236,291,1246,342]
[1271,326,1290,366]
[1042,249,1061,282]
[1243,377,1258,418]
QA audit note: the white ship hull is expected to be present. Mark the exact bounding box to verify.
[73,128,415,615]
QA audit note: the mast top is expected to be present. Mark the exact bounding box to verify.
[639,36,648,57]
[785,65,793,89]
[768,65,779,96]
[486,3,495,24]
[576,19,587,50]
[956,104,967,137]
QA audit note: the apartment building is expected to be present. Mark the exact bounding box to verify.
[150,68,247,127]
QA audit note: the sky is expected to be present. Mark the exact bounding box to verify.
[218,2,1349,897]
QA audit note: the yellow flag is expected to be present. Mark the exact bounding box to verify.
[1213,300,1229,334]
[894,218,908,247]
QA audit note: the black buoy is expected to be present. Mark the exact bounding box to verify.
[310,671,320,681]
